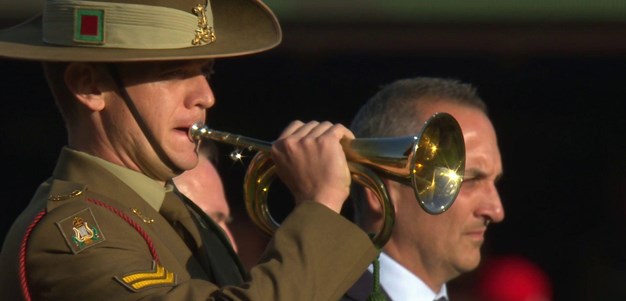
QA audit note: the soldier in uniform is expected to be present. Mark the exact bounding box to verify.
[0,0,378,300]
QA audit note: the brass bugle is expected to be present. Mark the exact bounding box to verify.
[189,112,465,248]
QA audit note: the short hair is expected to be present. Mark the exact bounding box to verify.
[348,77,487,225]
[41,62,74,126]
[350,77,487,139]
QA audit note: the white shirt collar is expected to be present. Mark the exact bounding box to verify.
[368,252,448,301]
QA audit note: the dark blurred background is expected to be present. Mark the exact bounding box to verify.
[2,1,626,300]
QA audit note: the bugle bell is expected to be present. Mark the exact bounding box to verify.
[188,112,465,248]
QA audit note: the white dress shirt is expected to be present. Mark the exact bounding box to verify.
[368,252,448,301]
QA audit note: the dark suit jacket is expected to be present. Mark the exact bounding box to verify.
[341,270,392,301]
[0,147,378,300]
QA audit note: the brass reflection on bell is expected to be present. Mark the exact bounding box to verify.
[409,116,465,214]
[343,112,465,217]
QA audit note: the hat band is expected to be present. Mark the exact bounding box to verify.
[43,0,215,49]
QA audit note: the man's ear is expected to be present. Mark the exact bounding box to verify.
[365,178,401,218]
[364,186,384,217]
[64,62,106,112]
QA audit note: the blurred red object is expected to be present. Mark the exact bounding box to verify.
[476,255,553,301]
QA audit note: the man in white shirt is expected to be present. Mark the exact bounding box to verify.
[342,77,505,301]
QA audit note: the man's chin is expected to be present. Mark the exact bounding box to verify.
[458,251,482,272]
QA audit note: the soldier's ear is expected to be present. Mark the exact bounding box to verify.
[65,62,106,112]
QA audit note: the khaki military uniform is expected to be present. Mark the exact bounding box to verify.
[0,147,377,300]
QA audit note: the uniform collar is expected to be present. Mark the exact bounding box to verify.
[57,147,169,211]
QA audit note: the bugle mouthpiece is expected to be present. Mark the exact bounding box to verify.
[189,121,207,142]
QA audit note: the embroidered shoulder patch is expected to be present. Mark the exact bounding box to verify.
[56,207,105,254]
[115,261,177,292]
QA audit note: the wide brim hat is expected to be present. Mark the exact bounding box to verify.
[0,0,281,62]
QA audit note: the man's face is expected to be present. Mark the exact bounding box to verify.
[100,60,215,180]
[173,155,237,252]
[381,101,504,285]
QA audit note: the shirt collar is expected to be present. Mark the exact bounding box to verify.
[369,252,448,301]
[70,148,170,210]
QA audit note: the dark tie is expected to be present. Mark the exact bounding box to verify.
[160,189,245,285]
[434,297,448,301]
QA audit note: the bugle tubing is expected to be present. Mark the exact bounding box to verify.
[188,112,465,248]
